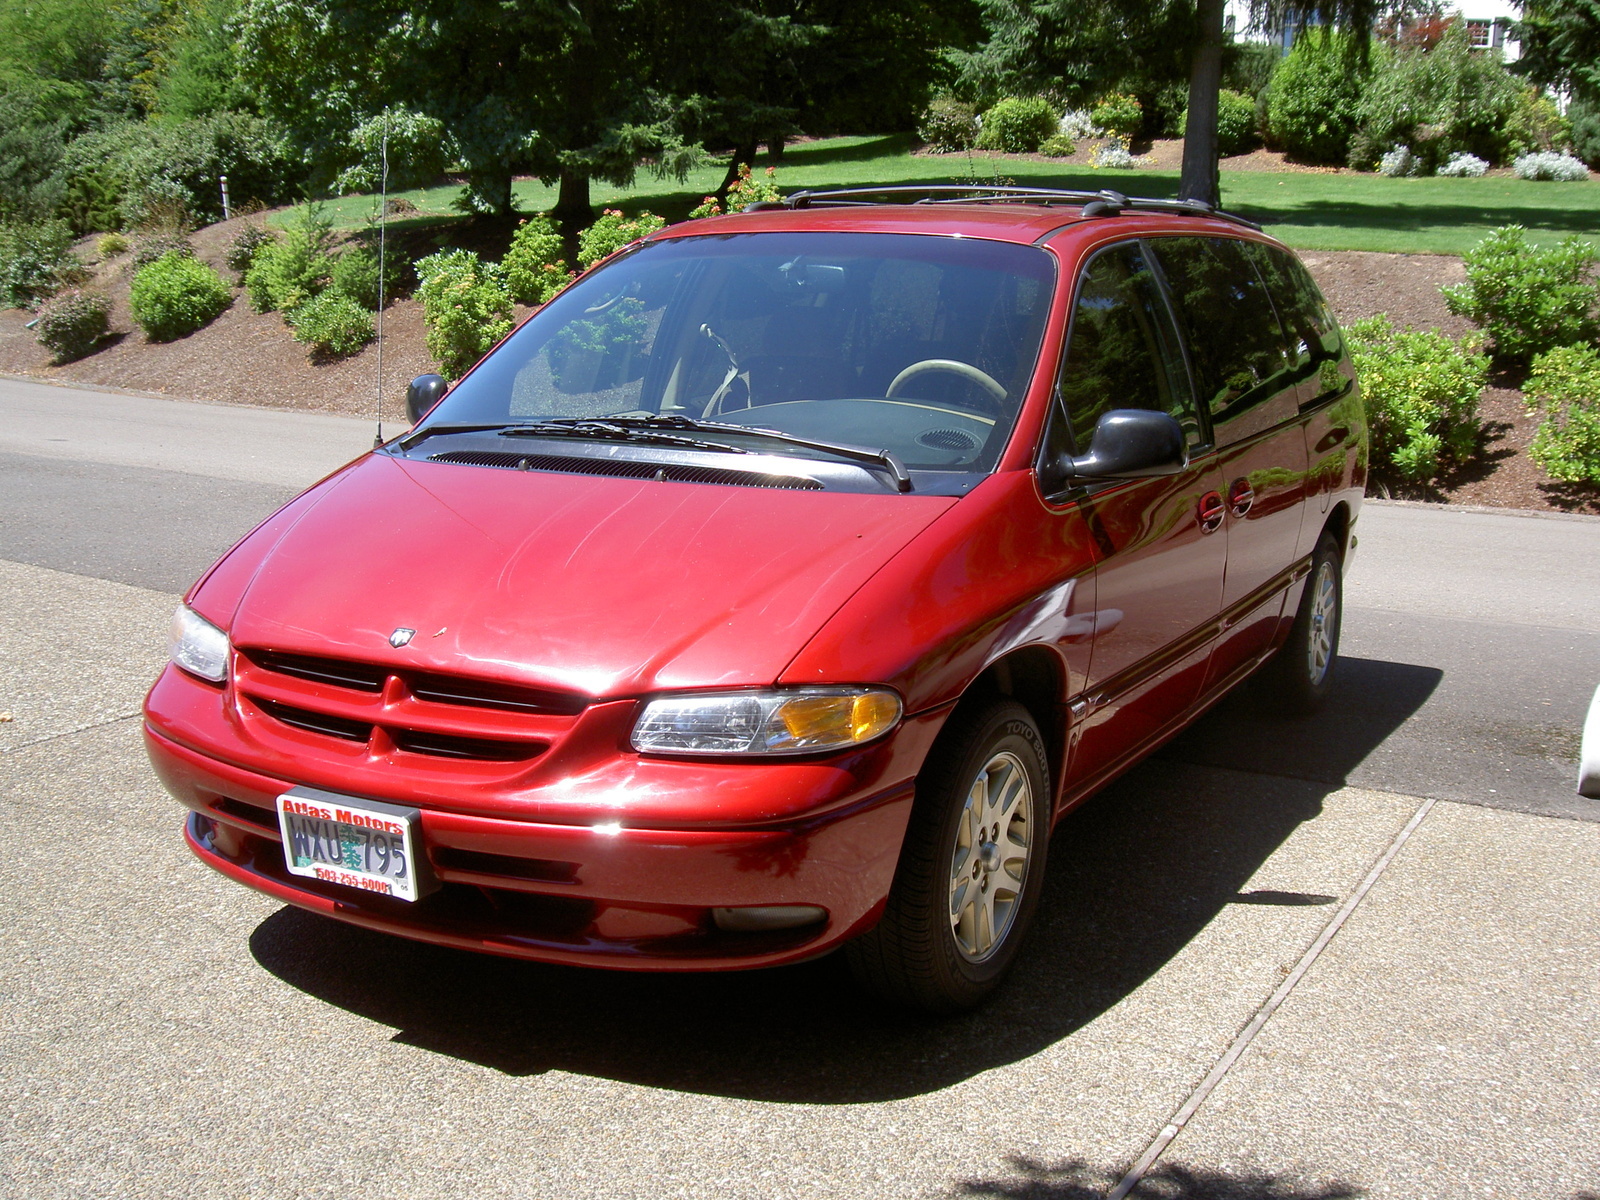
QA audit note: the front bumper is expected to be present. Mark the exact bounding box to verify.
[146,709,932,971]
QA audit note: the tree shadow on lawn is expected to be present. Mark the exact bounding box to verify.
[252,655,1438,1105]
[767,132,917,167]
[1237,197,1600,240]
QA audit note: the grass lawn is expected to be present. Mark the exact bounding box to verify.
[293,133,1600,258]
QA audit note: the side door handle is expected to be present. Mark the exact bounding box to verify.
[1228,478,1255,517]
[1198,490,1225,534]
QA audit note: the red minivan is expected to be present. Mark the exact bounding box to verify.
[145,188,1365,1011]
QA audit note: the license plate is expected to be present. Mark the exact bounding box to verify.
[275,787,433,903]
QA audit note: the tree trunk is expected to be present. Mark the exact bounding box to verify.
[715,140,760,206]
[552,167,592,264]
[1179,0,1226,207]
[491,171,513,216]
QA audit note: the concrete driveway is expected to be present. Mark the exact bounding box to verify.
[2,378,1597,1199]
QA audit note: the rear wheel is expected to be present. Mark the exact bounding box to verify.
[846,699,1049,1013]
[1266,531,1342,714]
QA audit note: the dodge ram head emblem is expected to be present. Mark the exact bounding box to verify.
[389,628,416,648]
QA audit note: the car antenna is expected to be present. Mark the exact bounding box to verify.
[373,114,390,450]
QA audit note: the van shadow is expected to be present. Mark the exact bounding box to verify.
[250,655,1440,1105]
[957,1155,1364,1199]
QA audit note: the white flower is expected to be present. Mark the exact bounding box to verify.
[1379,145,1419,177]
[1436,152,1489,178]
[1513,151,1590,182]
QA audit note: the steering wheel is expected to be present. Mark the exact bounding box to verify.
[886,359,1008,405]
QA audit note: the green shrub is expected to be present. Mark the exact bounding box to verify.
[122,177,192,235]
[289,291,375,358]
[0,101,67,224]
[34,289,110,362]
[0,219,77,308]
[1089,93,1143,139]
[225,225,273,275]
[132,234,195,271]
[1346,314,1487,484]
[1039,133,1077,158]
[129,252,231,341]
[1180,88,1259,156]
[333,107,449,195]
[329,248,383,310]
[577,209,667,269]
[1224,42,1281,100]
[62,111,300,229]
[976,97,1059,153]
[1267,30,1368,164]
[1353,22,1519,171]
[415,249,515,379]
[96,232,128,258]
[689,164,783,219]
[1525,344,1600,483]
[1570,98,1600,168]
[918,97,980,152]
[243,205,334,313]
[1442,226,1600,362]
[502,216,571,303]
[1505,86,1572,158]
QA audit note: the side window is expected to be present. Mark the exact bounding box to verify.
[1058,242,1199,454]
[1149,237,1293,425]
[1243,243,1344,375]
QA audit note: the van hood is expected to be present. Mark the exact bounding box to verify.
[220,454,956,698]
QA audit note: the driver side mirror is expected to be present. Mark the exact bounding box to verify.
[1065,409,1186,480]
[405,374,448,425]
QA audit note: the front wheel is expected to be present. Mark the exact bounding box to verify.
[1265,531,1343,714]
[846,699,1050,1013]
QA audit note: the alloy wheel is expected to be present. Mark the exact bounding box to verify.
[947,750,1034,962]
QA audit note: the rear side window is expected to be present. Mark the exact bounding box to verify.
[1057,242,1197,453]
[1148,237,1292,425]
[1242,242,1343,373]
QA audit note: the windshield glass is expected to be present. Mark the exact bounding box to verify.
[426,231,1056,476]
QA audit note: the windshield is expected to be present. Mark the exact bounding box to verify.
[424,231,1056,478]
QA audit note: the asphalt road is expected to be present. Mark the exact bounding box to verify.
[3,377,1598,1200]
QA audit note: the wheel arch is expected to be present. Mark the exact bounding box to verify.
[1323,501,1353,561]
[942,645,1067,801]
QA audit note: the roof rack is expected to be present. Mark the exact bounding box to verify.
[774,185,1262,231]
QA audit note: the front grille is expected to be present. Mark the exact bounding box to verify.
[253,651,386,692]
[427,449,824,490]
[391,728,544,762]
[410,673,585,716]
[256,698,372,742]
[236,648,584,770]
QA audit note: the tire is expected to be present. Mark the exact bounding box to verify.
[1266,531,1343,714]
[846,699,1050,1013]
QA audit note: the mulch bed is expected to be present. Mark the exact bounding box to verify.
[1,208,1594,515]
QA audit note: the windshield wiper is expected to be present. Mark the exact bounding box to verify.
[500,419,749,455]
[396,419,748,456]
[607,414,914,493]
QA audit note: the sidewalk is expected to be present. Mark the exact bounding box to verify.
[1,553,1596,1199]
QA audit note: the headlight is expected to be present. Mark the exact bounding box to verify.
[168,604,229,683]
[631,687,902,756]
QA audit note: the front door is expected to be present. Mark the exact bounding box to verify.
[1038,240,1227,794]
